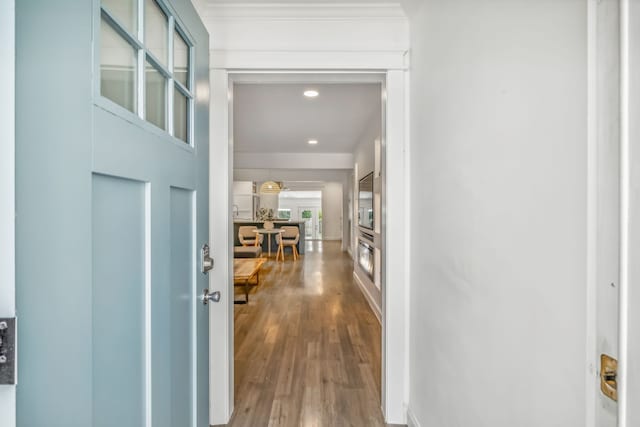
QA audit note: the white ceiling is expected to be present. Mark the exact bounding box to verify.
[233,83,381,154]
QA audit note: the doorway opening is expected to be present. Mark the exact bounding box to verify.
[279,190,322,240]
[227,72,386,424]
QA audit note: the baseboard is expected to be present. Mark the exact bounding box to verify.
[353,271,381,323]
[406,406,421,427]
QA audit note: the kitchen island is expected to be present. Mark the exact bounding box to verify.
[233,220,306,255]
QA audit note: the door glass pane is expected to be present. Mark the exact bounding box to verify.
[173,30,189,88]
[100,18,137,113]
[144,0,168,66]
[102,0,137,34]
[301,209,314,240]
[173,87,189,143]
[145,60,166,130]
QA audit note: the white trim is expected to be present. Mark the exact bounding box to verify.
[403,61,412,416]
[585,1,598,426]
[619,0,630,425]
[0,1,16,426]
[201,3,407,20]
[229,72,386,84]
[211,50,408,71]
[209,69,233,426]
[353,272,382,323]
[203,4,409,71]
[0,0,15,317]
[406,406,421,427]
[209,69,408,425]
[382,69,408,424]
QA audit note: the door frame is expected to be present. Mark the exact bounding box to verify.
[0,0,15,425]
[209,68,409,425]
[298,206,320,240]
[620,1,640,425]
[587,1,639,426]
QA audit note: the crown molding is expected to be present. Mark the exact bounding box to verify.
[200,2,407,21]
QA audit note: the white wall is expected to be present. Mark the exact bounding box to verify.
[0,1,15,425]
[257,191,279,216]
[232,181,253,220]
[354,113,379,181]
[352,101,383,319]
[321,182,343,240]
[404,1,587,426]
[279,197,321,213]
[353,103,381,256]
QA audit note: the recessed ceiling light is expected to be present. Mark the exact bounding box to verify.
[304,90,319,98]
[308,139,318,145]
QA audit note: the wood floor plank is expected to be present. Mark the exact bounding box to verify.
[228,241,392,427]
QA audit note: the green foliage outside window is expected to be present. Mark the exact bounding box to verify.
[278,209,291,219]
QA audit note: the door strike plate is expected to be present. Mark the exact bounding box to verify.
[0,318,16,385]
[201,244,214,274]
[600,353,618,401]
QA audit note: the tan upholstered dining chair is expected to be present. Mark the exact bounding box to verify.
[275,226,300,261]
[238,226,263,247]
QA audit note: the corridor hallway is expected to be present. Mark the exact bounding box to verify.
[230,241,385,426]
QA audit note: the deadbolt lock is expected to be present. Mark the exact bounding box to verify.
[600,354,618,402]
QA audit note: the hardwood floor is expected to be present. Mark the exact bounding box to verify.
[230,241,386,427]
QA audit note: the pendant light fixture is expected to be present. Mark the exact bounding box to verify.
[259,181,282,194]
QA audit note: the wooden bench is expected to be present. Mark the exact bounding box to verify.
[233,258,266,303]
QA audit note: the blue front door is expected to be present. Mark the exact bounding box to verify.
[16,1,210,426]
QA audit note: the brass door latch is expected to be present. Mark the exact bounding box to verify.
[600,354,618,401]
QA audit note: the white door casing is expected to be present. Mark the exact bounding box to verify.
[588,1,640,425]
[200,6,409,423]
[209,68,234,425]
[0,1,15,426]
[210,68,408,425]
[621,0,640,425]
[588,0,620,426]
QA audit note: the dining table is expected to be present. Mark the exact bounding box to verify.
[252,228,283,258]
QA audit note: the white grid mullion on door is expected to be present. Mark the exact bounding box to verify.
[136,0,145,119]
[98,0,193,145]
[100,7,143,50]
[167,15,175,137]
